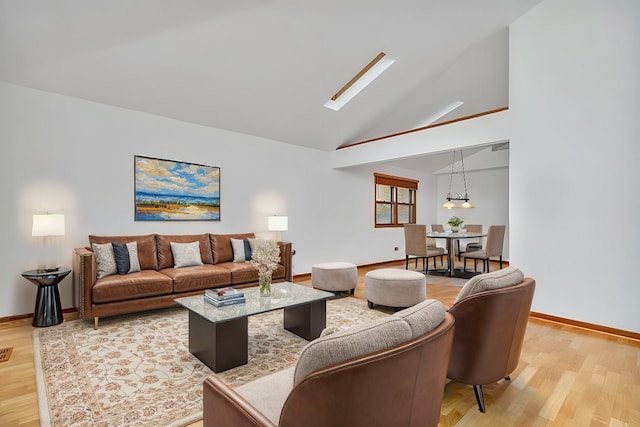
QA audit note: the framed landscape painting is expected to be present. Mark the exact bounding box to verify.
[134,155,220,221]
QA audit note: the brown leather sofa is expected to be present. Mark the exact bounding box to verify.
[203,300,455,427]
[73,233,292,328]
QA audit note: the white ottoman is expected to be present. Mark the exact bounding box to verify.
[365,268,426,309]
[311,262,358,294]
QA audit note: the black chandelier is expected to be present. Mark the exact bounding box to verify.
[442,150,474,209]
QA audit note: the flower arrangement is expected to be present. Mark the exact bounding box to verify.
[448,216,464,227]
[447,216,464,232]
[250,239,280,296]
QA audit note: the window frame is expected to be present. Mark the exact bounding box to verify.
[374,173,419,228]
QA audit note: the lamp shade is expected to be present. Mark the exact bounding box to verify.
[32,214,65,236]
[442,200,457,209]
[267,215,288,232]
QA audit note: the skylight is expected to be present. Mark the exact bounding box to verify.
[323,52,396,111]
[414,100,464,129]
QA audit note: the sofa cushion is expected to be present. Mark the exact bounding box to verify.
[216,261,285,285]
[231,238,252,262]
[392,299,445,339]
[92,270,173,303]
[210,233,256,264]
[126,242,141,273]
[293,316,412,386]
[160,265,232,293]
[157,234,213,269]
[215,262,258,285]
[170,241,204,268]
[112,243,130,275]
[454,266,524,303]
[89,234,158,270]
[92,243,117,279]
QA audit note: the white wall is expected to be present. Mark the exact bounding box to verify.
[0,81,428,318]
[510,0,640,332]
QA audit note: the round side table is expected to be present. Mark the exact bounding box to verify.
[21,267,71,327]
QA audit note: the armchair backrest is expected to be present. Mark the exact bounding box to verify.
[404,224,428,257]
[447,277,535,386]
[280,312,455,427]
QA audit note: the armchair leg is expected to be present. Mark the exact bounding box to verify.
[499,256,503,269]
[94,317,99,330]
[473,385,486,413]
[405,256,409,270]
[474,259,477,272]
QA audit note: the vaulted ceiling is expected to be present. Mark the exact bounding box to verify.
[1,0,541,152]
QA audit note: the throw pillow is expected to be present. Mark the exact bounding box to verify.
[126,241,141,273]
[170,241,204,268]
[231,238,252,262]
[112,243,131,275]
[91,243,117,279]
[454,266,524,303]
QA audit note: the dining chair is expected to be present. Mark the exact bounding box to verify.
[431,224,445,232]
[457,223,483,261]
[462,225,506,273]
[404,224,446,273]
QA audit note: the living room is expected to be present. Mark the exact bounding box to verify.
[1,0,638,425]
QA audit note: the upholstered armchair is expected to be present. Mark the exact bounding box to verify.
[203,300,455,427]
[446,267,535,412]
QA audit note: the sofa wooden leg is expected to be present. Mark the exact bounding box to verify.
[473,384,486,413]
[94,317,99,330]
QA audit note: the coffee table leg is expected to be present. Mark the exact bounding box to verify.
[188,312,248,373]
[284,300,327,341]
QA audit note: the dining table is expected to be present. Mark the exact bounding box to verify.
[426,231,487,278]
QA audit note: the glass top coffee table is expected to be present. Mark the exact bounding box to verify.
[175,282,333,372]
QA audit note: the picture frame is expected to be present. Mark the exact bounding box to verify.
[134,155,220,221]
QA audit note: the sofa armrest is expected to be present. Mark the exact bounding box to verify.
[203,375,276,427]
[278,242,292,282]
[73,247,96,320]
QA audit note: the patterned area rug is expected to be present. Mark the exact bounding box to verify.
[33,297,389,427]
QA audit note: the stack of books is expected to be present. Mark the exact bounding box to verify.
[204,287,246,307]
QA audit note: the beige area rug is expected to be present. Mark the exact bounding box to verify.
[34,297,389,427]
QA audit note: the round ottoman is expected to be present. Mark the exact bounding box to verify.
[365,268,426,309]
[312,262,358,293]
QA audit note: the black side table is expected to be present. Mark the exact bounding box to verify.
[21,267,71,327]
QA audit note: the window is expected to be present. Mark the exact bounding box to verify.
[374,173,418,228]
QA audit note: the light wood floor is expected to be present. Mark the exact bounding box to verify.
[1,259,638,426]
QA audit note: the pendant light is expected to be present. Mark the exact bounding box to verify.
[442,150,474,209]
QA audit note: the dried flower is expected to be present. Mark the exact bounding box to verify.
[250,239,280,277]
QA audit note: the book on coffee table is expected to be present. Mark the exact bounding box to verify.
[205,287,244,301]
[204,287,245,307]
[204,293,246,307]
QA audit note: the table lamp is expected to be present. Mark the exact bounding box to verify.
[32,213,65,272]
[267,215,288,242]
